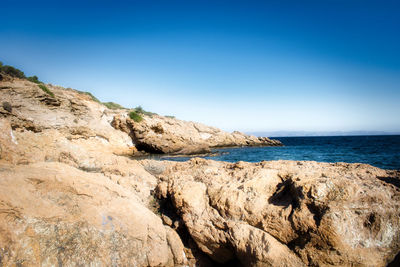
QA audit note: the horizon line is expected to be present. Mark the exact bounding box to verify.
[246,130,400,138]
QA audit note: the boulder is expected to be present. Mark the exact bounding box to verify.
[157,159,400,266]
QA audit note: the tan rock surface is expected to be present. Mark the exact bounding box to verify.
[157,159,400,266]
[0,77,134,158]
[0,76,188,266]
[0,161,187,266]
[112,114,282,155]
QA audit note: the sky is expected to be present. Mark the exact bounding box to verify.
[1,0,399,133]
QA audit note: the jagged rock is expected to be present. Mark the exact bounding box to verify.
[112,115,282,155]
[157,159,400,266]
[36,94,61,106]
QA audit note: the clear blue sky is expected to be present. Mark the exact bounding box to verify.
[1,0,399,132]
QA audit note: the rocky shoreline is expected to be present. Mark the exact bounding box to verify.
[0,74,399,266]
[111,114,283,156]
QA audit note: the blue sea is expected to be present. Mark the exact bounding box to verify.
[160,135,400,170]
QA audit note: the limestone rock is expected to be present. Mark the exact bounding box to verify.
[0,118,18,162]
[0,77,189,265]
[158,159,400,266]
[229,223,305,267]
[0,161,187,266]
[111,114,282,155]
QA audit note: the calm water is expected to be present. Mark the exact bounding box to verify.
[160,135,400,170]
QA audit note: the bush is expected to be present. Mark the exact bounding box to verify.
[0,65,26,79]
[165,115,175,119]
[38,84,55,97]
[27,75,40,84]
[135,105,157,116]
[103,102,125,110]
[128,111,143,122]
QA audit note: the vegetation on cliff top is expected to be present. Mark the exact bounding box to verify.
[0,62,56,98]
[0,62,168,119]
[0,64,26,79]
[0,62,41,83]
[103,102,126,110]
[134,105,157,117]
[27,75,40,84]
[38,84,55,97]
[75,90,101,103]
[129,111,143,122]
[127,106,162,123]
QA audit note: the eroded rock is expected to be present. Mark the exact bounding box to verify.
[157,159,400,266]
[112,114,282,155]
[0,161,187,266]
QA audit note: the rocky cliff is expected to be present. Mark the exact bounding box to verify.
[0,73,399,266]
[111,114,282,155]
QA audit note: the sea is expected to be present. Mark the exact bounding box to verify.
[159,135,400,170]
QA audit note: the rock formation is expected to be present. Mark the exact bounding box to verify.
[111,115,282,155]
[0,73,399,266]
[155,159,400,266]
[0,75,188,266]
[0,161,187,266]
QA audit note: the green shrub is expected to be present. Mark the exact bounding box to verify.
[103,102,125,110]
[129,111,143,122]
[0,65,26,79]
[135,105,157,116]
[38,84,55,97]
[165,115,175,119]
[27,75,40,84]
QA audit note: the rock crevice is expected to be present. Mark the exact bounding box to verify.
[157,159,400,267]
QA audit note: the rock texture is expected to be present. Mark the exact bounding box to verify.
[156,159,400,267]
[1,74,399,266]
[0,77,135,163]
[0,161,186,266]
[112,115,282,155]
[0,76,188,266]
